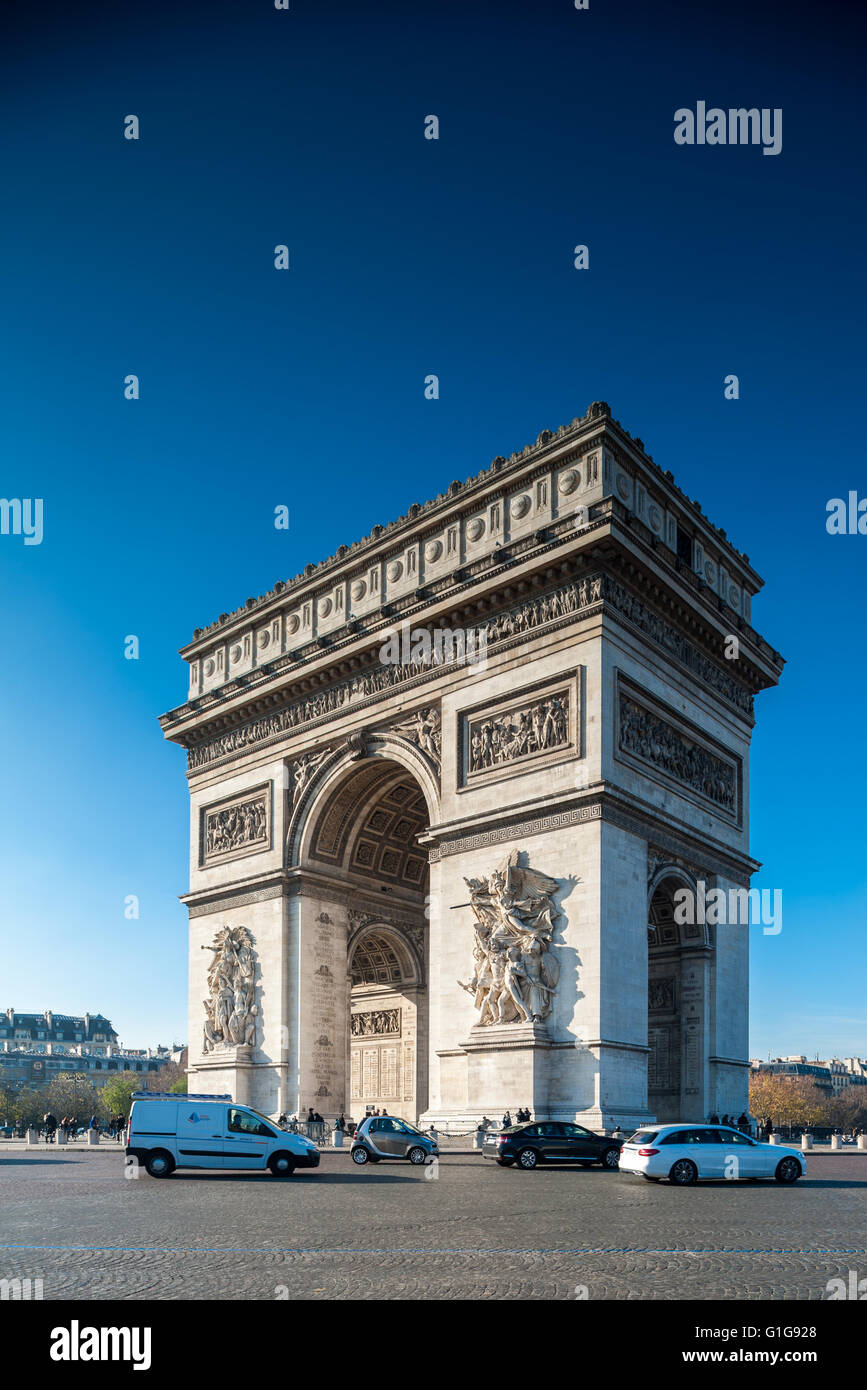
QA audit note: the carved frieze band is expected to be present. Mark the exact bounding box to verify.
[616,679,740,820]
[604,575,752,716]
[186,570,752,773]
[351,1009,401,1038]
[200,784,272,866]
[429,804,602,861]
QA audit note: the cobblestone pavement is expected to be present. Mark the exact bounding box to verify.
[0,1151,864,1300]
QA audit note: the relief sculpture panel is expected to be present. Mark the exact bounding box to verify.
[617,682,739,818]
[201,786,271,865]
[460,675,579,788]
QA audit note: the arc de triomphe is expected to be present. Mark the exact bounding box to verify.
[160,402,782,1130]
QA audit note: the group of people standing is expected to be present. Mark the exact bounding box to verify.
[708,1112,752,1133]
[500,1107,532,1127]
[39,1112,126,1142]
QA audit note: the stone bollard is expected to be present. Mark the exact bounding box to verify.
[56,1129,67,1146]
[331,1128,343,1148]
[858,1135,867,1150]
[473,1130,484,1150]
[768,1133,781,1144]
[26,1128,39,1145]
[831,1134,842,1150]
[87,1129,100,1146]
[801,1134,812,1151]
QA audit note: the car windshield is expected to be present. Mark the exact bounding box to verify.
[366,1116,420,1134]
[246,1107,279,1131]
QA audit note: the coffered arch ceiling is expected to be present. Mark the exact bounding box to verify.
[648,873,711,950]
[307,761,429,892]
[350,932,405,988]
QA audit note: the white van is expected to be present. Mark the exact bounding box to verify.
[125,1093,321,1178]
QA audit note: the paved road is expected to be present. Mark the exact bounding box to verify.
[0,1150,865,1300]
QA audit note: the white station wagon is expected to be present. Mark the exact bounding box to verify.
[618,1123,805,1186]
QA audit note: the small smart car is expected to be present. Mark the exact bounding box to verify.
[350,1115,438,1166]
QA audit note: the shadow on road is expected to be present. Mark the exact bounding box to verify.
[168,1170,408,1184]
[0,1158,77,1166]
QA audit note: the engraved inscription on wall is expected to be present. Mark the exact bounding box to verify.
[311,914,341,1101]
[648,1024,675,1092]
[201,785,271,865]
[380,1047,399,1100]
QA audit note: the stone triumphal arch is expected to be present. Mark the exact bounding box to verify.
[161,402,782,1128]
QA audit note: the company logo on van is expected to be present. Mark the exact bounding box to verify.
[186,1112,210,1124]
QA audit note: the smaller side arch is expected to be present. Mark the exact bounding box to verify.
[348,917,424,989]
[648,865,713,951]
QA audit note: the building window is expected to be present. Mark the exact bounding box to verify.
[676,524,693,566]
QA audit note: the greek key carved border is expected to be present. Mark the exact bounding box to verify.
[429,803,602,860]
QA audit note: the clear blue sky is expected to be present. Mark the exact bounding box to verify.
[1,0,864,1055]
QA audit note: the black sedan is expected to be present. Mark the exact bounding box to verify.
[483,1120,623,1171]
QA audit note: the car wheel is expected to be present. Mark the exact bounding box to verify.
[517,1147,538,1170]
[601,1147,620,1170]
[351,1146,370,1165]
[144,1150,174,1178]
[669,1158,698,1186]
[407,1146,427,1165]
[775,1156,802,1184]
[268,1152,295,1177]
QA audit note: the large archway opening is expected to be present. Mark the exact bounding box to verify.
[647,872,713,1123]
[348,924,426,1122]
[300,755,431,1124]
